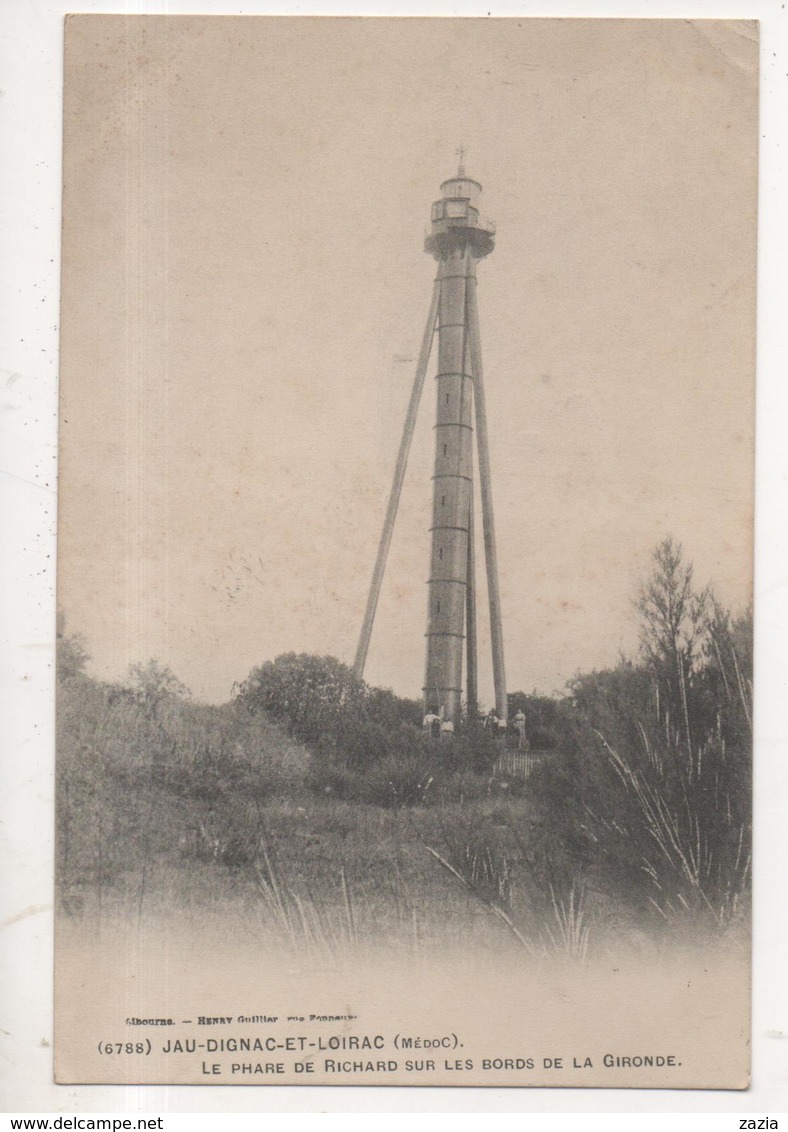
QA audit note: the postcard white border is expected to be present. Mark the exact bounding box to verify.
[1,0,786,1116]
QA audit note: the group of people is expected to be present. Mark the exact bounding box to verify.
[421,710,454,740]
[422,706,529,749]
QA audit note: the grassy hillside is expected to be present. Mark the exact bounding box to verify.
[56,670,609,959]
[56,540,752,961]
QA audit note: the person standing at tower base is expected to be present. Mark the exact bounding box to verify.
[513,708,528,750]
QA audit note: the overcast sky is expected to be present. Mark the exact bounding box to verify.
[58,16,757,704]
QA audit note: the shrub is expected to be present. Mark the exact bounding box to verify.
[525,542,752,934]
[237,653,435,775]
[360,753,437,808]
[305,760,365,801]
[56,611,90,681]
[56,659,311,907]
[236,653,367,750]
[435,728,499,775]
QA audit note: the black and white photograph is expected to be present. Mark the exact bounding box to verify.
[52,15,756,1088]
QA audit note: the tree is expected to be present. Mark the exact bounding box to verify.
[56,611,90,681]
[523,539,753,932]
[236,653,368,750]
[236,654,426,769]
[701,599,753,749]
[126,659,190,720]
[635,538,710,755]
[637,538,710,669]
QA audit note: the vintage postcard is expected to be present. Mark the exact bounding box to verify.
[55,16,756,1087]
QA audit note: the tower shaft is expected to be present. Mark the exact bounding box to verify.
[423,249,473,723]
[354,164,507,734]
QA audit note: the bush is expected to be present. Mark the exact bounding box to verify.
[56,661,311,906]
[435,728,499,775]
[359,753,437,808]
[238,653,444,778]
[305,760,365,801]
[524,542,752,934]
[236,654,367,750]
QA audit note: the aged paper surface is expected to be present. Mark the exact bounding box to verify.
[56,16,756,1088]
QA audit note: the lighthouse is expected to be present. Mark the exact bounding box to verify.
[355,157,507,729]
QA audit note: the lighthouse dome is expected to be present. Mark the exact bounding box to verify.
[439,176,482,210]
[425,168,495,260]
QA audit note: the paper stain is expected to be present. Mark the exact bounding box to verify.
[1,903,51,931]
